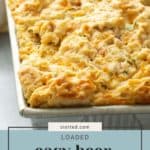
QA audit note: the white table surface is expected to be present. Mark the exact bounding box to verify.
[0,33,150,130]
[0,33,31,129]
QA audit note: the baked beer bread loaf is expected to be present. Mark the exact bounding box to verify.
[8,0,150,108]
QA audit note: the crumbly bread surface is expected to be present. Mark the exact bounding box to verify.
[9,0,150,107]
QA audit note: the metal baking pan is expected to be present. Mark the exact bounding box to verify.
[6,1,150,119]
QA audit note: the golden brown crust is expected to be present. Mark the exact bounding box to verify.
[9,0,150,108]
[29,71,96,107]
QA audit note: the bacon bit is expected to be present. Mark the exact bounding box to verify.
[56,77,65,86]
[82,24,91,34]
[98,48,106,57]
[71,0,82,7]
[59,0,81,7]
[47,22,55,32]
[59,0,69,7]
[66,25,74,32]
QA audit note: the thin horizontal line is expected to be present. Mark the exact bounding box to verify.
[8,127,47,129]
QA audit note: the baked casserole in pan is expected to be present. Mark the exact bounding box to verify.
[8,0,150,108]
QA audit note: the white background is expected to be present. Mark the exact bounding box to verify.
[0,33,31,129]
